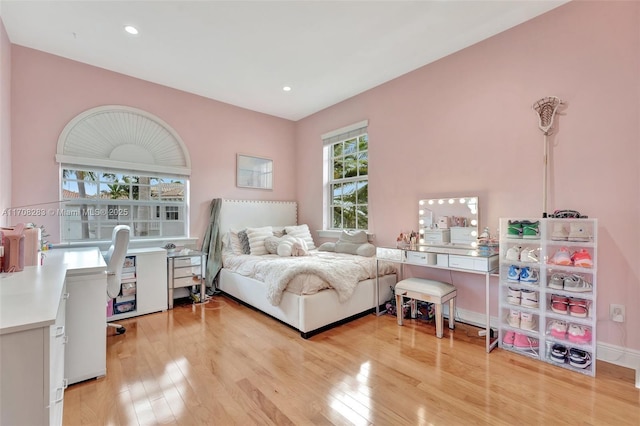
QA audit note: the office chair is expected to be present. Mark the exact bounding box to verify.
[104,225,131,335]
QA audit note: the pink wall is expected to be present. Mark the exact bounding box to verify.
[0,19,11,227]
[295,1,640,350]
[9,46,296,244]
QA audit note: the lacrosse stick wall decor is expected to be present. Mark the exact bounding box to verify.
[533,96,564,218]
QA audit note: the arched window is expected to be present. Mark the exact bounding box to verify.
[56,105,191,241]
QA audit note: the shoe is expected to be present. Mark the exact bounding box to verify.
[502,330,515,348]
[568,324,592,345]
[572,250,593,268]
[550,344,568,363]
[549,320,568,339]
[551,294,569,314]
[513,333,539,354]
[569,348,592,369]
[520,289,539,308]
[569,298,589,318]
[507,309,521,328]
[507,265,521,282]
[508,220,523,239]
[548,273,566,290]
[520,247,539,263]
[549,247,572,266]
[519,267,539,284]
[507,287,521,305]
[520,312,537,331]
[551,223,569,241]
[506,245,522,261]
[563,274,593,292]
[568,223,590,242]
[522,221,540,239]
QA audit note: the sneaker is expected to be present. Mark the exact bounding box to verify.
[507,265,521,282]
[551,223,569,241]
[502,330,515,348]
[507,287,521,305]
[506,245,522,261]
[522,221,540,239]
[572,249,593,268]
[549,320,568,339]
[507,309,521,328]
[568,223,590,242]
[519,267,539,284]
[513,333,539,354]
[548,273,566,290]
[551,294,569,314]
[569,348,592,369]
[508,220,523,239]
[520,312,537,331]
[520,247,540,263]
[549,247,572,266]
[550,344,568,363]
[568,324,592,345]
[520,289,539,308]
[563,274,593,293]
[569,298,589,318]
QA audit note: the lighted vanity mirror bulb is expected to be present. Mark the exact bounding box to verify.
[419,219,424,225]
[419,229,424,234]
[419,209,424,215]
[459,198,466,204]
[438,199,444,205]
[428,200,434,205]
[471,231,478,237]
[419,238,425,244]
[471,219,478,226]
[449,199,455,204]
[419,200,425,205]
[471,242,478,248]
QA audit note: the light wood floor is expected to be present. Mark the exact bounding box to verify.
[64,296,639,425]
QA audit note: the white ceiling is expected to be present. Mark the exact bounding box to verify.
[0,1,567,121]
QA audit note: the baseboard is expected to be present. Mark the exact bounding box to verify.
[449,307,640,389]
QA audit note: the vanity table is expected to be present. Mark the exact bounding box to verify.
[378,196,500,352]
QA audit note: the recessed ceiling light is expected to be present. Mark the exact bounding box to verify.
[282,86,292,92]
[124,25,139,35]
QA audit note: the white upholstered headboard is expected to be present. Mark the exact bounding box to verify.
[219,199,297,234]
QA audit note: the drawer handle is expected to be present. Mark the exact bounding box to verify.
[53,379,68,404]
[55,326,65,338]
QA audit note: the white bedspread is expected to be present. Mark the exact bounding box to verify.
[222,250,396,305]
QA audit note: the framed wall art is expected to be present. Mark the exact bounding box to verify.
[236,154,273,190]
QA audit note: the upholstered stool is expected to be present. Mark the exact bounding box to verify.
[395,278,457,338]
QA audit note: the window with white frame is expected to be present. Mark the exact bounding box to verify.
[61,168,187,241]
[323,121,369,230]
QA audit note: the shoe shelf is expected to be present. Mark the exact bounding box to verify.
[497,218,597,377]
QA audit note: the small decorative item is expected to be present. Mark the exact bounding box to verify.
[397,230,418,248]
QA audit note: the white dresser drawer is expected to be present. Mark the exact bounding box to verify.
[450,227,477,244]
[449,254,497,272]
[424,229,451,243]
[405,251,430,266]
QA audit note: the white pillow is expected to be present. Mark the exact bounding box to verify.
[284,224,316,249]
[228,229,244,255]
[246,226,273,255]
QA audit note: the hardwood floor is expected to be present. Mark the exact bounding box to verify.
[64,296,639,425]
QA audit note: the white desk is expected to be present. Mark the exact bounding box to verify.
[376,246,499,353]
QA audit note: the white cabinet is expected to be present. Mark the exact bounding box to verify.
[0,265,68,426]
[107,248,168,321]
[498,218,597,376]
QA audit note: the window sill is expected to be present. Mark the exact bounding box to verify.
[317,230,375,242]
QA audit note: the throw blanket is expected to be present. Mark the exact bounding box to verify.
[222,249,396,306]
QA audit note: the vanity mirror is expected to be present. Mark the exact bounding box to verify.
[418,197,479,247]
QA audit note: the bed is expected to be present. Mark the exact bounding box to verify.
[217,199,397,338]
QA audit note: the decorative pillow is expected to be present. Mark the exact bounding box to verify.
[284,224,316,249]
[246,226,273,255]
[237,229,251,254]
[228,229,244,255]
[317,242,336,252]
[339,230,368,244]
[264,235,283,254]
[327,230,376,257]
[276,236,308,257]
[272,226,286,238]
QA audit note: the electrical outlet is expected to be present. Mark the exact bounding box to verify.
[610,304,625,323]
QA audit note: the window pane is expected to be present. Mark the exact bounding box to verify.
[344,138,356,155]
[333,158,344,179]
[332,206,342,228]
[332,142,343,158]
[357,152,368,176]
[357,206,368,230]
[331,183,343,204]
[342,182,356,203]
[344,155,357,178]
[343,206,356,229]
[356,180,368,203]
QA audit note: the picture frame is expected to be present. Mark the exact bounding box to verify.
[236,154,273,190]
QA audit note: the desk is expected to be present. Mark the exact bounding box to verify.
[376,246,499,353]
